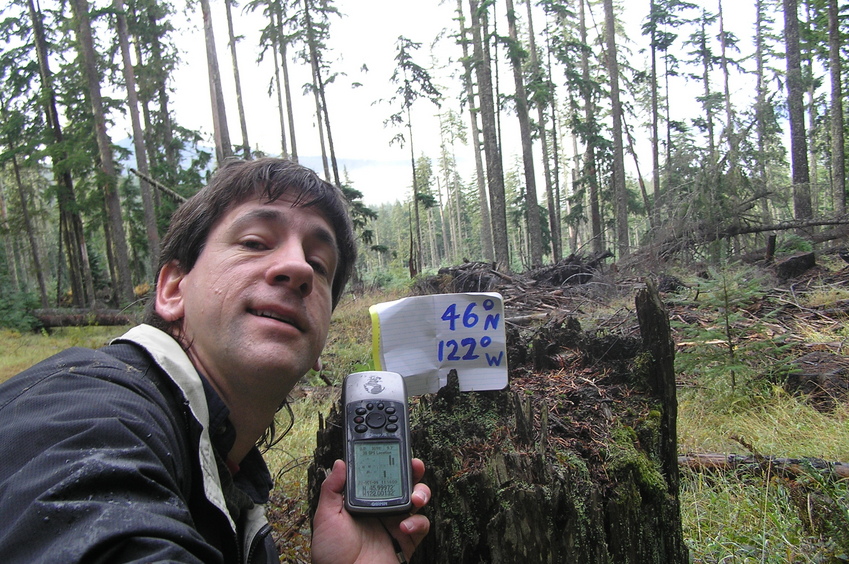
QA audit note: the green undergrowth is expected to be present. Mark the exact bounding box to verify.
[0,325,130,384]
[670,264,849,562]
[3,274,848,561]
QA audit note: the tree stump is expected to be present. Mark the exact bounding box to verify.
[309,279,688,563]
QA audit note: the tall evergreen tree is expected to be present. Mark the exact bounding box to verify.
[469,0,510,270]
[198,0,233,165]
[505,0,543,267]
[603,0,629,258]
[69,0,134,304]
[248,0,296,160]
[224,0,251,159]
[524,0,560,262]
[294,0,341,185]
[25,0,95,306]
[826,0,845,214]
[386,35,442,275]
[642,0,695,223]
[115,0,159,276]
[455,0,494,262]
[751,0,783,226]
[783,0,813,226]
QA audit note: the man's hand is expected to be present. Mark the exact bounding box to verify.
[311,458,431,564]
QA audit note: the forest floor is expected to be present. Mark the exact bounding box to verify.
[2,253,846,560]
[267,253,849,562]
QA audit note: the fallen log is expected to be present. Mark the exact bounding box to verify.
[678,453,849,479]
[33,309,133,328]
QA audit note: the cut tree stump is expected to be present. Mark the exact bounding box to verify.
[776,252,816,280]
[308,279,689,563]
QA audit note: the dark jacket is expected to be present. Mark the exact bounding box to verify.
[0,325,279,563]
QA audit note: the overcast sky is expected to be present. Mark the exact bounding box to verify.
[131,0,760,206]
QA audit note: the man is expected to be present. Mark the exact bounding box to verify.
[0,158,430,563]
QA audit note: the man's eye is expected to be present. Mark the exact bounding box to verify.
[242,239,267,250]
[309,260,329,277]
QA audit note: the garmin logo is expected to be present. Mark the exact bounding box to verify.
[363,376,385,395]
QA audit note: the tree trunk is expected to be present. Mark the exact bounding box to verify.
[505,0,542,267]
[272,39,289,159]
[456,0,494,262]
[754,0,774,228]
[679,453,849,480]
[142,9,179,183]
[70,0,134,305]
[827,0,845,215]
[604,0,629,258]
[28,0,94,307]
[783,0,812,227]
[199,0,232,165]
[435,173,451,262]
[9,154,49,307]
[303,0,340,186]
[279,26,298,162]
[718,0,739,178]
[408,116,423,274]
[224,0,251,159]
[470,0,510,271]
[452,173,465,260]
[804,4,818,214]
[302,0,332,182]
[270,9,290,159]
[579,0,603,256]
[524,0,560,262]
[0,181,20,292]
[649,0,662,229]
[115,0,160,276]
[427,207,439,267]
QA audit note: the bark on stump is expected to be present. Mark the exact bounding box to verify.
[309,280,688,563]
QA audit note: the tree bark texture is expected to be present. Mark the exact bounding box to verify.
[115,0,160,275]
[455,0,494,262]
[199,0,232,165]
[827,0,845,214]
[603,0,629,259]
[469,0,510,271]
[783,0,812,225]
[8,154,49,307]
[523,0,560,263]
[579,0,603,256]
[505,0,542,268]
[309,281,688,563]
[224,0,251,160]
[70,0,134,305]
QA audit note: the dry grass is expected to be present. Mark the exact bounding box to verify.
[0,326,130,384]
[678,388,849,460]
[4,278,848,561]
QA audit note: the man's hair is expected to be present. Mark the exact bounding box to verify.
[144,158,357,331]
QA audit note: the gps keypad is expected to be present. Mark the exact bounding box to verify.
[349,400,402,435]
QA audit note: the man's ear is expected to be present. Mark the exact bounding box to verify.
[155,260,186,322]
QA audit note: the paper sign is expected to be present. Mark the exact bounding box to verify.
[369,292,508,396]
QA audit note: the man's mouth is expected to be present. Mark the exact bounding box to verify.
[249,309,301,330]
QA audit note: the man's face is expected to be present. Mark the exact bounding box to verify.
[155,194,338,404]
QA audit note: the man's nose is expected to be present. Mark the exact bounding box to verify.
[266,244,313,296]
